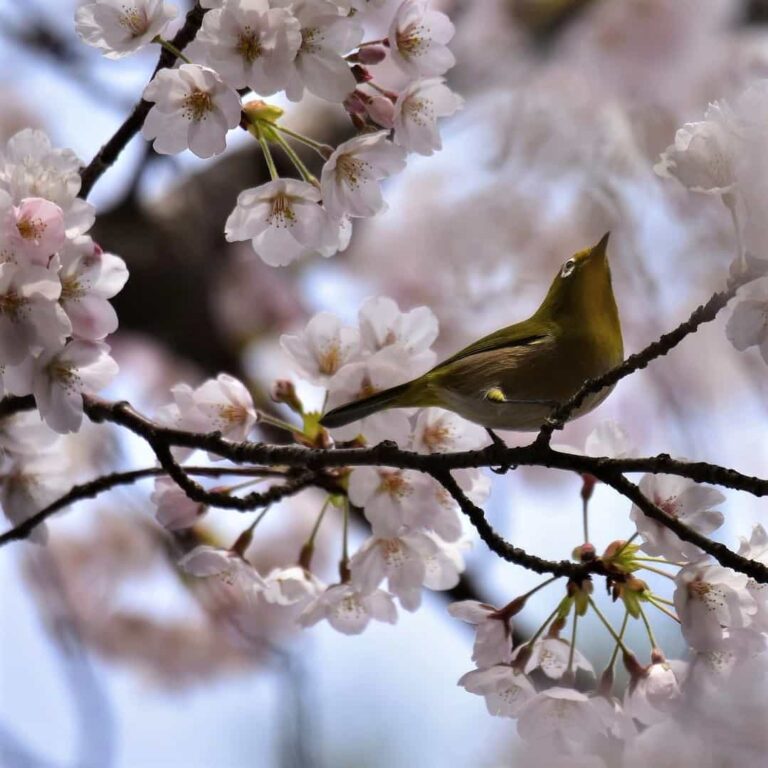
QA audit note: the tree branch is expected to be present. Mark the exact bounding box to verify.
[78,3,207,199]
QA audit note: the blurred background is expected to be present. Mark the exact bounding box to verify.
[3,0,768,765]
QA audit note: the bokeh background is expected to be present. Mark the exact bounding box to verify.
[3,0,768,766]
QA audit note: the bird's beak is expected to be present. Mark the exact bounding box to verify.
[592,232,610,261]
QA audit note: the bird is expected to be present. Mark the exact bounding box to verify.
[320,233,623,435]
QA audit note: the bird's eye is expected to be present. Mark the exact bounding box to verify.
[561,259,576,278]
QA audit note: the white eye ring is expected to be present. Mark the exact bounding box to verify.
[561,259,576,277]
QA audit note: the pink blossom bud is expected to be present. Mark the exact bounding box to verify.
[356,46,387,65]
[362,93,395,128]
[351,65,372,84]
[343,92,367,116]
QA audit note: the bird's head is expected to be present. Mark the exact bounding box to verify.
[535,233,617,323]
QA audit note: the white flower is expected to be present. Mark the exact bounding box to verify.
[388,0,455,78]
[179,545,266,610]
[350,532,437,611]
[674,561,757,651]
[447,600,514,666]
[75,0,178,59]
[411,477,463,541]
[0,453,68,544]
[726,276,768,364]
[348,465,429,537]
[58,235,129,340]
[191,0,301,93]
[142,65,242,159]
[32,340,119,433]
[420,534,466,590]
[630,474,725,562]
[225,178,341,267]
[516,688,609,748]
[654,101,736,196]
[411,407,487,454]
[0,411,61,456]
[737,524,768,632]
[357,295,437,374]
[170,373,257,441]
[512,637,594,681]
[0,130,93,238]
[393,78,463,156]
[624,659,686,726]
[324,346,413,443]
[0,194,66,266]
[273,0,362,103]
[458,665,536,718]
[0,261,70,365]
[280,311,360,384]
[298,583,397,634]
[262,566,323,606]
[555,419,634,458]
[150,477,206,530]
[320,131,406,219]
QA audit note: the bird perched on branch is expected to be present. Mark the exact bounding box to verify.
[321,233,623,434]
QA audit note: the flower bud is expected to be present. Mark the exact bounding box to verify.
[271,379,303,414]
[351,64,372,83]
[360,92,395,128]
[572,542,596,562]
[354,45,388,65]
[242,99,285,124]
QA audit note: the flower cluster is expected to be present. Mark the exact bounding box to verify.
[174,298,487,633]
[0,129,125,434]
[76,0,462,267]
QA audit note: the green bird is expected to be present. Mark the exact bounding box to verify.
[320,234,623,433]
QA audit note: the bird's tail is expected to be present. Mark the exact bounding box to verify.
[320,381,417,429]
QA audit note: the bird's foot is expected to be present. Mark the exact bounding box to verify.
[486,428,513,474]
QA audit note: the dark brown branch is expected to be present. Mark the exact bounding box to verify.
[536,277,743,445]
[78,3,207,199]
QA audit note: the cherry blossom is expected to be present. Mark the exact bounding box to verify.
[725,276,768,364]
[150,477,207,530]
[273,0,362,103]
[298,583,397,634]
[191,0,301,93]
[142,65,242,159]
[516,688,609,749]
[0,130,94,238]
[58,235,129,340]
[447,600,514,666]
[357,295,437,375]
[393,78,463,156]
[674,561,757,651]
[458,665,536,718]
[0,262,70,365]
[512,637,594,680]
[324,347,413,443]
[0,195,66,265]
[388,0,455,78]
[347,466,429,537]
[654,101,736,197]
[280,311,360,384]
[624,659,686,726]
[350,531,438,611]
[225,179,341,267]
[411,407,487,454]
[420,534,466,590]
[31,340,119,433]
[75,0,178,59]
[737,524,768,632]
[320,131,406,219]
[630,474,725,562]
[262,566,323,606]
[165,373,257,441]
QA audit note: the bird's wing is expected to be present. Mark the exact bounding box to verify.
[434,322,553,370]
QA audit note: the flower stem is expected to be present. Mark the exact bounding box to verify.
[582,494,590,543]
[272,124,334,159]
[612,532,639,559]
[257,410,302,436]
[647,596,681,624]
[307,496,332,550]
[256,126,279,181]
[588,597,633,655]
[339,497,351,582]
[153,35,192,64]
[271,130,318,185]
[523,604,561,649]
[637,603,659,650]
[606,610,630,671]
[638,564,677,580]
[566,603,579,679]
